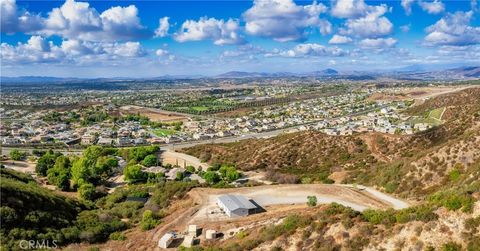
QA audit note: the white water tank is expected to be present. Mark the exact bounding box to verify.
[205,229,217,240]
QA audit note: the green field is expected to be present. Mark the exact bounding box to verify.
[429,107,445,120]
[191,106,210,112]
[409,107,445,126]
[152,128,177,137]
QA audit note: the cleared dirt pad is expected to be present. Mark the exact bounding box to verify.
[159,150,209,170]
[190,184,409,223]
[119,105,189,122]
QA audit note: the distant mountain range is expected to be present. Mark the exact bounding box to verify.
[391,66,480,80]
[0,76,82,83]
[1,66,479,83]
[214,68,339,78]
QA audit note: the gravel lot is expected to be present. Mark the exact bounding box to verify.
[191,184,409,222]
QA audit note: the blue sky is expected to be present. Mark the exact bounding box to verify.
[1,0,479,77]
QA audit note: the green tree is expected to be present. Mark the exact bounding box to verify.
[9,149,26,161]
[35,151,62,176]
[78,183,97,201]
[203,171,220,184]
[140,210,159,231]
[0,206,18,229]
[175,171,184,181]
[94,156,118,177]
[128,146,159,162]
[208,163,221,171]
[142,154,157,167]
[219,165,240,182]
[307,196,317,207]
[123,165,146,183]
[225,167,240,182]
[185,165,195,174]
[71,157,90,188]
[47,155,71,190]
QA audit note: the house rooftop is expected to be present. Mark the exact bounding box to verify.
[217,194,256,211]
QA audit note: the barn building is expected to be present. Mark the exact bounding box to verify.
[217,194,258,217]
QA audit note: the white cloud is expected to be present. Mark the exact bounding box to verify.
[219,44,266,62]
[1,35,147,65]
[155,49,169,56]
[1,0,42,33]
[99,5,150,41]
[1,36,63,63]
[342,5,393,38]
[358,37,397,48]
[419,0,445,14]
[268,43,347,57]
[329,35,353,44]
[401,0,415,15]
[3,0,150,41]
[155,17,170,37]
[243,0,329,42]
[174,17,244,45]
[318,19,333,35]
[331,0,369,18]
[104,42,146,57]
[400,24,411,32]
[424,11,480,46]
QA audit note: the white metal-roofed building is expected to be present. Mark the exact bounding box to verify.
[217,194,257,217]
[158,233,174,248]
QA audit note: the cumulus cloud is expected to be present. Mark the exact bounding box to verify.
[358,37,397,48]
[104,42,146,57]
[424,11,480,46]
[267,43,347,57]
[243,0,329,42]
[329,35,353,44]
[342,5,393,38]
[331,0,369,18]
[1,0,42,33]
[1,35,147,65]
[2,0,150,41]
[155,17,170,37]
[401,0,415,15]
[419,0,445,14]
[43,0,150,41]
[1,36,64,63]
[174,17,244,45]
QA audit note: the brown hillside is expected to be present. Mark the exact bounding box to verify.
[182,87,480,197]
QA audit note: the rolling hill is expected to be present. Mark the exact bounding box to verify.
[182,87,480,198]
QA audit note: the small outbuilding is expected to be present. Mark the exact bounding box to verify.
[182,235,195,248]
[188,225,200,237]
[158,233,174,249]
[205,230,217,240]
[217,194,257,218]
